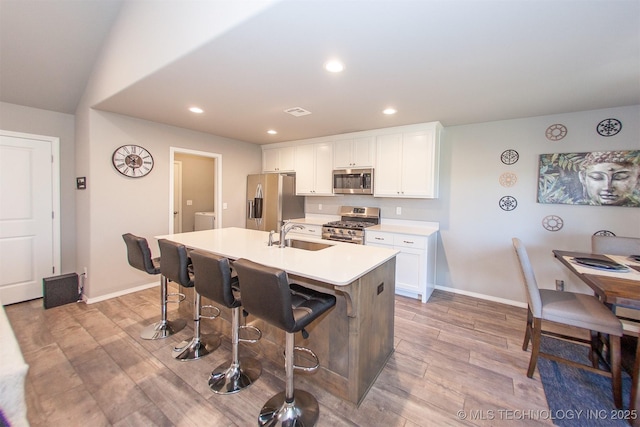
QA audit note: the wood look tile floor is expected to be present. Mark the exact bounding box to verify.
[4,288,555,426]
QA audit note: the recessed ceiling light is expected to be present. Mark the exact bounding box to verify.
[189,107,204,114]
[383,108,397,115]
[267,130,278,135]
[324,60,344,73]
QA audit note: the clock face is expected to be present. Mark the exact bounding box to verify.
[112,145,154,178]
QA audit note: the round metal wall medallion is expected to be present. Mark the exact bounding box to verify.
[596,118,622,137]
[499,172,517,187]
[500,149,519,165]
[545,124,567,141]
[499,196,517,211]
[593,230,616,237]
[542,215,564,232]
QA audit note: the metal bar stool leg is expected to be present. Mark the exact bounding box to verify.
[140,276,187,340]
[209,307,262,394]
[173,291,221,361]
[258,332,319,427]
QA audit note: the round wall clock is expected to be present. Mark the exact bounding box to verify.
[112,144,154,178]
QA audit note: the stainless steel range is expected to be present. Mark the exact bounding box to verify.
[322,206,380,244]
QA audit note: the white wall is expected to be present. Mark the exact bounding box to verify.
[82,110,261,299]
[307,105,640,305]
[0,102,76,274]
[82,0,279,108]
[74,0,276,300]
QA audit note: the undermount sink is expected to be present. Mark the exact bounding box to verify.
[285,239,332,251]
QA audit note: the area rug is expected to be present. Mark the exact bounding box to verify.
[538,336,633,426]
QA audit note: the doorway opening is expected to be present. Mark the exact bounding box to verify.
[169,147,222,233]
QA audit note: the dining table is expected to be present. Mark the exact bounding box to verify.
[553,250,640,424]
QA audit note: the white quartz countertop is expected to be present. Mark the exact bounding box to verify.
[288,216,336,226]
[367,224,439,236]
[155,227,398,286]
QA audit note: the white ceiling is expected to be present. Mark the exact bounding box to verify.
[1,0,639,145]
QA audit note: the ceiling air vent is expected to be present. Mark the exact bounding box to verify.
[284,107,312,117]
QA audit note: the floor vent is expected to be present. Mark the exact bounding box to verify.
[284,107,312,117]
[43,272,79,309]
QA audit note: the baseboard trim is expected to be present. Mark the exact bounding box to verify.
[434,285,527,309]
[84,281,158,304]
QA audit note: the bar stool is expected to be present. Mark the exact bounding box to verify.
[158,239,221,361]
[189,250,262,394]
[122,233,187,340]
[233,258,336,427]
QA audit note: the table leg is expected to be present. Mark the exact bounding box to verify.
[632,339,640,426]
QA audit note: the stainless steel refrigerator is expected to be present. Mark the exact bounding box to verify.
[246,173,305,232]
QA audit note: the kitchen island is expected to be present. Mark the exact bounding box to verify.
[155,227,397,405]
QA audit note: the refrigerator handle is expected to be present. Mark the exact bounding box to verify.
[254,197,263,219]
[247,199,255,219]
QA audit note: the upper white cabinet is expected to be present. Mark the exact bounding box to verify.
[263,146,295,172]
[333,137,375,169]
[374,124,441,198]
[261,121,441,199]
[294,143,333,195]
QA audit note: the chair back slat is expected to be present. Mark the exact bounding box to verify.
[158,239,193,287]
[122,233,159,275]
[190,250,238,308]
[233,258,296,332]
[592,235,640,256]
[512,238,543,317]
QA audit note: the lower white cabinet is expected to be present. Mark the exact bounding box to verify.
[286,222,323,239]
[366,229,436,302]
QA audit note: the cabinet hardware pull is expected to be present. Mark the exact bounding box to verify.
[403,240,414,244]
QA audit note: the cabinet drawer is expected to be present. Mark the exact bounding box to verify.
[366,231,393,245]
[393,234,426,249]
[289,223,322,237]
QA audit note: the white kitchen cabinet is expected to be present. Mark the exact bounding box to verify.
[263,146,295,172]
[294,143,333,195]
[366,229,436,303]
[333,137,375,169]
[286,222,323,239]
[374,124,441,198]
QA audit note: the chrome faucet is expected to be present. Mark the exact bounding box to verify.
[268,230,277,246]
[279,221,304,248]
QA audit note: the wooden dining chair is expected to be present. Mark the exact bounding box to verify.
[512,237,623,408]
[592,235,640,256]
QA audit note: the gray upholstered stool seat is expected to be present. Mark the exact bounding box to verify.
[189,250,262,394]
[233,258,336,427]
[123,233,187,340]
[158,239,221,361]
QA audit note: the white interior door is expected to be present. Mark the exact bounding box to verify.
[0,132,58,305]
[173,160,183,233]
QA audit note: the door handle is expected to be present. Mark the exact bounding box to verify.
[173,211,179,215]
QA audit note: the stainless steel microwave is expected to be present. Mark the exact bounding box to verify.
[332,168,374,194]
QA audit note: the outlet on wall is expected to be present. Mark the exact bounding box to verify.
[84,267,88,279]
[555,279,564,291]
[396,207,402,215]
[319,204,323,210]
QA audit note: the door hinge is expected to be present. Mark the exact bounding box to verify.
[52,266,55,274]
